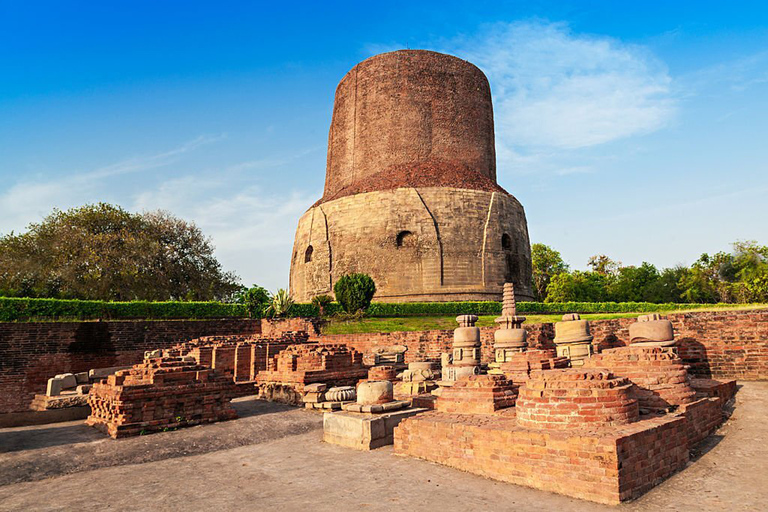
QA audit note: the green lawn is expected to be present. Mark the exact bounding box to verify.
[320,304,768,335]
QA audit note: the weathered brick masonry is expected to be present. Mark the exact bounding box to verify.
[315,309,768,380]
[0,319,259,414]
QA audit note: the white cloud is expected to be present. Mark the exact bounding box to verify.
[0,134,319,290]
[132,176,318,291]
[0,136,223,235]
[442,20,676,162]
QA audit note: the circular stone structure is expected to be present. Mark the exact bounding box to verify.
[289,50,533,303]
[356,380,394,405]
[516,369,639,430]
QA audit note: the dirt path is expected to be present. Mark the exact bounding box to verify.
[0,384,766,511]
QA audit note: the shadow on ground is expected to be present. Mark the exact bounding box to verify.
[0,397,322,487]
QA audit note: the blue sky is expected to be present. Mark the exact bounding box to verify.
[1,1,767,291]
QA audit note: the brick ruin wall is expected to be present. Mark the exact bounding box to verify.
[1,308,765,415]
[0,319,260,414]
[315,309,768,381]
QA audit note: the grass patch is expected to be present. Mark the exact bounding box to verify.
[321,304,768,335]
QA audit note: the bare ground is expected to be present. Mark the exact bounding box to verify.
[0,383,766,512]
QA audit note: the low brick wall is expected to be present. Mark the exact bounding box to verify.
[0,319,260,414]
[316,309,768,381]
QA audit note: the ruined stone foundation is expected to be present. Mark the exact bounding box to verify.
[255,344,367,404]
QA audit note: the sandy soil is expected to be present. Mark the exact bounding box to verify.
[0,383,765,512]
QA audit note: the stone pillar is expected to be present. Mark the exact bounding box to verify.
[441,315,481,384]
[553,313,594,367]
[489,283,527,375]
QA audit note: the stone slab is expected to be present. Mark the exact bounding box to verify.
[323,407,428,451]
[54,374,77,389]
[0,406,91,428]
[342,400,408,413]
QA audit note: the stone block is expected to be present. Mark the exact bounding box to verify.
[46,378,63,397]
[55,373,77,389]
[74,372,89,384]
[323,407,428,450]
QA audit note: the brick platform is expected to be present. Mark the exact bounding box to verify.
[86,358,237,438]
[394,410,689,505]
[435,375,518,414]
[516,369,639,430]
[690,378,738,404]
[584,346,697,412]
[255,344,367,404]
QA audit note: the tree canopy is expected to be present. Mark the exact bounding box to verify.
[0,203,241,301]
[535,241,768,304]
[530,243,569,301]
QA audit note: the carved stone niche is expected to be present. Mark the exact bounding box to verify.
[373,345,407,366]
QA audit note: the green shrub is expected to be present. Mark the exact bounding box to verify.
[236,285,271,318]
[333,274,376,313]
[311,294,333,316]
[0,296,744,322]
[0,297,247,322]
[264,289,294,318]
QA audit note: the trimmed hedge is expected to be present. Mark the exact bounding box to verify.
[0,297,746,322]
[293,301,736,318]
[0,297,247,322]
[362,301,731,317]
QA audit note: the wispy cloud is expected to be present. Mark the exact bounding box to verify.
[428,20,675,175]
[132,176,319,290]
[682,50,768,94]
[0,135,223,234]
[85,134,225,179]
[0,135,320,290]
[444,21,676,150]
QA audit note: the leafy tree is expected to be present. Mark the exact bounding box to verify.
[237,285,271,318]
[334,273,376,313]
[0,203,241,301]
[545,271,610,302]
[607,262,660,302]
[587,254,621,276]
[654,266,689,303]
[680,252,734,303]
[531,243,569,301]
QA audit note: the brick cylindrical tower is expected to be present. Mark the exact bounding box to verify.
[323,50,497,203]
[290,50,534,303]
